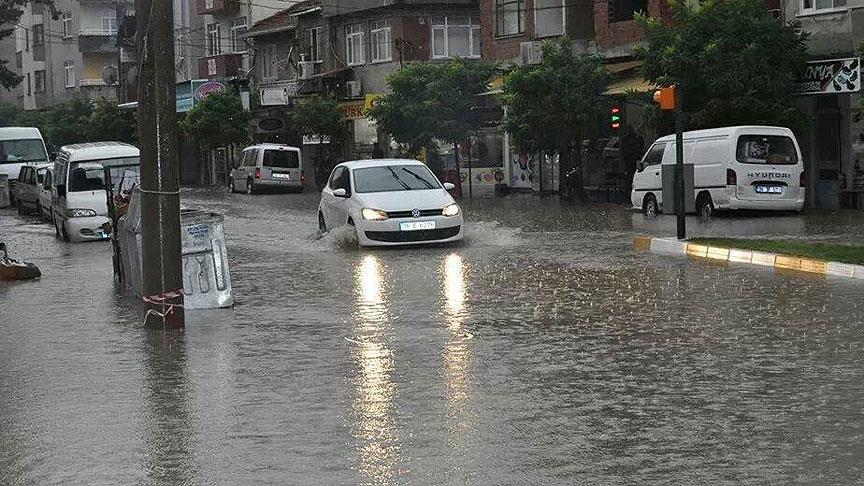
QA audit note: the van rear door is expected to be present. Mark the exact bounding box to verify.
[734,134,802,202]
[261,147,301,184]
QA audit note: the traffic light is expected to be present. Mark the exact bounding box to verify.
[610,105,622,131]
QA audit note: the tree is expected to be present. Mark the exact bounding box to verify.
[288,95,347,187]
[368,58,497,155]
[87,98,137,145]
[635,0,809,131]
[0,1,57,90]
[41,96,95,148]
[503,39,608,200]
[180,91,251,151]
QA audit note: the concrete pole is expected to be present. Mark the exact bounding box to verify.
[675,87,686,241]
[136,0,185,328]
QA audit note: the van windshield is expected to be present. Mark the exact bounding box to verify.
[0,139,47,164]
[263,150,299,169]
[69,167,106,192]
[69,157,140,192]
[736,136,798,165]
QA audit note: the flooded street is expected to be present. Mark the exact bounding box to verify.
[2,189,864,484]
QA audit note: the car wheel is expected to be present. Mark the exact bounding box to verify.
[246,179,254,195]
[643,194,659,217]
[696,193,714,218]
[318,212,327,233]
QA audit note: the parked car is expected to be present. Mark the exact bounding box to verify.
[318,159,463,247]
[38,167,54,221]
[631,126,805,217]
[0,127,50,204]
[11,164,50,215]
[52,142,140,242]
[230,144,305,194]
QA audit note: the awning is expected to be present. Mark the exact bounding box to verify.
[606,60,643,74]
[604,77,656,95]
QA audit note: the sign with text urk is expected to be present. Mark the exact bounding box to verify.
[796,58,860,95]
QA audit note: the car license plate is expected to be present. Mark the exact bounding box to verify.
[755,186,783,194]
[400,221,435,231]
[272,173,290,179]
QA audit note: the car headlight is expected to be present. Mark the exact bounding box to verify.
[361,208,389,221]
[65,208,97,218]
[442,203,460,217]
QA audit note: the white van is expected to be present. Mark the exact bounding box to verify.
[0,127,50,194]
[631,126,805,217]
[52,142,140,242]
[229,144,304,194]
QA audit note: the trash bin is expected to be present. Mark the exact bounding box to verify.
[117,189,234,309]
[0,174,10,208]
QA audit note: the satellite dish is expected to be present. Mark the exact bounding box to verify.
[102,65,119,86]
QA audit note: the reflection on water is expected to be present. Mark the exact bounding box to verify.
[442,254,470,403]
[351,255,399,485]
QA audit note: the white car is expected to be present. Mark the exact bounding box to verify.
[318,159,463,247]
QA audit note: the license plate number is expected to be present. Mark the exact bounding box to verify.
[755,186,783,194]
[400,221,435,231]
[272,173,290,179]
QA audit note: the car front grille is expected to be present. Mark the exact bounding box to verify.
[365,225,461,243]
[385,208,442,219]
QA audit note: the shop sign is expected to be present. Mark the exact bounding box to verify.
[194,81,226,101]
[339,100,366,120]
[303,134,331,145]
[796,58,860,95]
[364,94,384,111]
[260,83,299,106]
[258,118,284,132]
[176,80,208,113]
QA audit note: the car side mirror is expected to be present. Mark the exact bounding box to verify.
[443,182,455,191]
[56,184,66,197]
[333,188,348,198]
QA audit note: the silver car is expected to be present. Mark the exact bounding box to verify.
[230,144,305,194]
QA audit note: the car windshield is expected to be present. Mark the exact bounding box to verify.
[69,157,140,192]
[353,164,441,193]
[0,139,47,164]
[263,149,299,169]
[736,135,798,165]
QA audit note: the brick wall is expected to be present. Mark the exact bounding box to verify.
[480,0,533,62]
[594,0,673,51]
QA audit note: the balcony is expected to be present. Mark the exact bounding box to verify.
[199,53,243,79]
[196,0,238,15]
[79,31,120,53]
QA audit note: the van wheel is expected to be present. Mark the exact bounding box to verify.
[696,193,715,218]
[643,194,659,217]
[318,213,327,233]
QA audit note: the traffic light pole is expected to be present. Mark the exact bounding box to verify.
[674,87,686,240]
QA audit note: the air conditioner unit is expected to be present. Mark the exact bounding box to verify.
[519,42,543,66]
[346,80,362,98]
[298,61,314,80]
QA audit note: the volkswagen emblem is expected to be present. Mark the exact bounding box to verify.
[411,208,421,218]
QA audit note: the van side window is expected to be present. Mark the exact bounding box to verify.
[640,143,666,170]
[243,150,258,167]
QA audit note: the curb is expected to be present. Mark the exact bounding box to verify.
[633,236,864,280]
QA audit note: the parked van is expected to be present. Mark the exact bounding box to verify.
[631,126,805,217]
[0,127,50,201]
[52,142,140,242]
[229,144,304,194]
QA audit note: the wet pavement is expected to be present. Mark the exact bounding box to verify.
[2,189,864,485]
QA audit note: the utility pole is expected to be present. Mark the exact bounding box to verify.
[674,87,686,240]
[136,0,185,328]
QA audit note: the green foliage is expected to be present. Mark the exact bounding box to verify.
[43,97,95,147]
[288,95,347,143]
[0,101,19,126]
[88,98,137,145]
[180,91,251,150]
[369,58,497,153]
[635,0,809,130]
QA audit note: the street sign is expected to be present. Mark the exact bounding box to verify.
[796,57,860,95]
[194,81,226,101]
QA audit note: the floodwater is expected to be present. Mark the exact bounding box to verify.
[2,189,864,485]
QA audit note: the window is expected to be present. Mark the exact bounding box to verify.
[230,17,247,53]
[802,0,846,12]
[535,0,565,37]
[32,24,44,47]
[64,61,75,88]
[432,16,481,59]
[346,23,364,65]
[329,166,347,191]
[610,0,649,23]
[307,27,322,62]
[61,12,73,38]
[263,149,299,168]
[370,20,392,63]
[495,0,525,36]
[639,143,665,170]
[260,46,277,79]
[102,13,117,35]
[736,136,798,165]
[0,139,48,164]
[243,149,258,167]
[34,70,45,93]
[206,23,221,56]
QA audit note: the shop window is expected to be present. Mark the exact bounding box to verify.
[610,0,649,23]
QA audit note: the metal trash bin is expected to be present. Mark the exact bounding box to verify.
[117,189,234,309]
[0,174,10,208]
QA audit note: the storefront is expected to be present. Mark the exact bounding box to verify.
[795,57,863,209]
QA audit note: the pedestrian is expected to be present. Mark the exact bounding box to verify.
[371,142,384,159]
[620,125,645,191]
